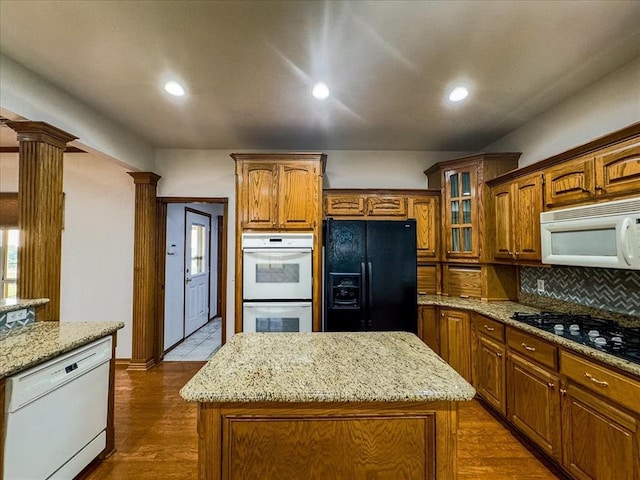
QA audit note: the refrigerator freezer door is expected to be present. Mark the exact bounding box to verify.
[366,220,417,333]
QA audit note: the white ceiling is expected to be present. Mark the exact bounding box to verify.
[0,0,639,152]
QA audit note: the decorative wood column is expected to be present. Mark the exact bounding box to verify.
[128,172,161,370]
[7,121,77,321]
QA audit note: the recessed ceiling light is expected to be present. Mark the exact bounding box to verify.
[312,82,330,100]
[164,81,185,97]
[449,86,469,102]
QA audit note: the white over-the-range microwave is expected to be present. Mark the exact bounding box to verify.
[540,197,640,270]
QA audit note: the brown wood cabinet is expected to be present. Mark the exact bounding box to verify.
[425,153,520,263]
[474,315,507,415]
[324,190,407,218]
[417,305,439,354]
[408,195,439,262]
[233,153,326,332]
[490,173,543,263]
[560,350,640,480]
[507,351,562,461]
[441,263,518,301]
[439,309,472,383]
[544,137,640,209]
[237,158,322,230]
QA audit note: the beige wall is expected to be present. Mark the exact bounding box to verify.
[484,58,640,166]
[0,152,135,358]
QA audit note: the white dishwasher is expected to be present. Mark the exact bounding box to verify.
[4,336,112,480]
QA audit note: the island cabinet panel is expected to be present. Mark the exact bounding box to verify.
[507,352,562,462]
[198,401,459,480]
[440,309,472,383]
[561,382,639,480]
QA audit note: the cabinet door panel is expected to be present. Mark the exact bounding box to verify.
[440,309,472,383]
[278,163,317,229]
[411,196,439,260]
[514,174,543,262]
[476,336,506,415]
[507,353,561,460]
[595,140,640,197]
[492,184,514,260]
[244,163,278,228]
[418,306,439,355]
[325,195,365,217]
[417,265,438,295]
[562,383,638,480]
[444,166,478,259]
[366,195,407,217]
[544,157,594,208]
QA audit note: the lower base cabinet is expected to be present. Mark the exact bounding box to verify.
[561,382,639,480]
[440,309,472,383]
[476,336,506,415]
[506,352,562,462]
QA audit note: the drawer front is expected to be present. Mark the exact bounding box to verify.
[507,327,558,370]
[366,196,408,217]
[475,315,505,343]
[325,195,365,216]
[561,350,640,415]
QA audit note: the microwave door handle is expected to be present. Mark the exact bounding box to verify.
[620,218,633,266]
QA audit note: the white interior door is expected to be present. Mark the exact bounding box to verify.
[185,210,210,336]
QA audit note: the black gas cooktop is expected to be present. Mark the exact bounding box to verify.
[511,311,640,365]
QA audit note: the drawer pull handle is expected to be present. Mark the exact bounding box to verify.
[521,343,536,352]
[484,325,495,332]
[584,372,609,387]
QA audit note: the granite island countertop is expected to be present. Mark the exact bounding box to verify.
[0,321,124,379]
[180,331,476,403]
[418,294,640,377]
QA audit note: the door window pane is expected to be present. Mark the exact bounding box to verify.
[452,228,460,252]
[461,172,471,196]
[451,201,459,224]
[462,200,472,224]
[190,224,206,274]
[450,173,459,198]
[463,227,473,252]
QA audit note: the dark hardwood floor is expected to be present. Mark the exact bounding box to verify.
[87,362,566,480]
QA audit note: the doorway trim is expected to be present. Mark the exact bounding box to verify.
[156,197,228,363]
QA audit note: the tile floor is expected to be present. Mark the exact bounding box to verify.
[163,317,222,361]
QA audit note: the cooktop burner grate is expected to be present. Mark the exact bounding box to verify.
[511,311,640,365]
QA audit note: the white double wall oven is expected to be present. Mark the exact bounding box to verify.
[242,233,314,333]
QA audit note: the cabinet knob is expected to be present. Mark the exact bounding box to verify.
[594,185,604,191]
[447,250,451,255]
[560,388,567,396]
[547,382,555,389]
[496,352,503,358]
[581,188,591,193]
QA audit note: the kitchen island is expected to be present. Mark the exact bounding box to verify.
[180,331,475,480]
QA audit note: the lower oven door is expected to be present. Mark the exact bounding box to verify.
[243,302,313,333]
[243,249,312,300]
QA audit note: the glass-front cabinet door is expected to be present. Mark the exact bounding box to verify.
[444,165,478,259]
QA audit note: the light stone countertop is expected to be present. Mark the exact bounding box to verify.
[418,295,640,377]
[0,321,124,379]
[180,332,476,403]
[0,298,49,313]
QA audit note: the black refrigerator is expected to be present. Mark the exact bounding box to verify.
[324,219,417,333]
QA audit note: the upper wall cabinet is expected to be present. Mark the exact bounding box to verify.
[408,194,440,262]
[324,190,407,218]
[425,153,521,263]
[544,137,640,209]
[490,173,543,263]
[234,153,326,230]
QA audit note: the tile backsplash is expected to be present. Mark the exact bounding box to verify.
[520,266,640,316]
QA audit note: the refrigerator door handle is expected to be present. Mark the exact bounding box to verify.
[367,258,373,328]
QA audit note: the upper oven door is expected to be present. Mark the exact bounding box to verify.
[243,249,313,300]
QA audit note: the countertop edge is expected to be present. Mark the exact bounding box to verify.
[418,295,640,377]
[0,321,124,379]
[0,298,50,313]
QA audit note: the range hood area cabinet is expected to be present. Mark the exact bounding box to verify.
[232,153,326,333]
[424,153,521,263]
